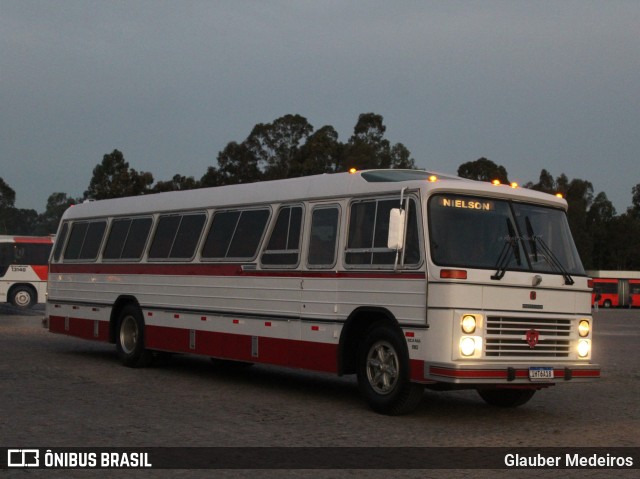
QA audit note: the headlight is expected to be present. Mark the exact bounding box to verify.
[460,337,477,356]
[461,315,477,334]
[577,339,590,358]
[578,320,590,337]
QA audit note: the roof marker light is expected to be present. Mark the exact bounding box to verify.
[510,182,518,188]
[349,168,357,174]
[492,179,501,186]
[556,193,564,199]
[428,175,438,182]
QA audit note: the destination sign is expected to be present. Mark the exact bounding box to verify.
[437,197,494,211]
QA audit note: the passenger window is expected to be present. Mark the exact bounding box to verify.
[64,221,107,260]
[104,217,153,260]
[148,213,206,260]
[308,207,339,267]
[261,206,303,266]
[346,198,420,267]
[53,222,69,261]
[121,218,152,259]
[202,209,270,260]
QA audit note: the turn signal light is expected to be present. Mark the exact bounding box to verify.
[440,269,468,280]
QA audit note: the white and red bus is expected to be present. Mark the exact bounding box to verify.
[45,169,599,414]
[1,235,53,309]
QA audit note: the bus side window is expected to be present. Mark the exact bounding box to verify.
[202,209,270,260]
[104,217,153,261]
[308,207,339,268]
[0,244,11,277]
[148,213,206,260]
[64,221,106,261]
[261,206,303,266]
[346,198,419,267]
[53,223,69,261]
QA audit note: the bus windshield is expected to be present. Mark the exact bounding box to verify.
[428,194,585,277]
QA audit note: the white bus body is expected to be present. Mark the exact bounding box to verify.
[1,235,53,309]
[45,170,599,414]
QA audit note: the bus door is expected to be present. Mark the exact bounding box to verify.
[619,279,640,308]
[630,280,640,308]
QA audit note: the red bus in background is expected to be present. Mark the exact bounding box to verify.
[0,235,53,309]
[589,272,640,308]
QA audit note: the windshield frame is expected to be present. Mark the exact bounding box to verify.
[427,193,586,278]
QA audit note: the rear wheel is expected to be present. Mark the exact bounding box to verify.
[10,286,36,309]
[477,388,536,407]
[116,304,152,368]
[357,322,424,415]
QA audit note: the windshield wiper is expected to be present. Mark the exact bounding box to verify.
[491,219,521,280]
[524,217,574,285]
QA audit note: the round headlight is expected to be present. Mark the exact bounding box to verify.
[460,337,476,356]
[577,339,590,358]
[578,320,590,337]
[462,315,477,334]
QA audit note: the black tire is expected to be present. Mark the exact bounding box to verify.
[116,304,153,368]
[477,388,536,407]
[357,322,424,415]
[10,286,36,309]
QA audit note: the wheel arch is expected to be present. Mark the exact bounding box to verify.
[109,295,141,344]
[338,306,402,376]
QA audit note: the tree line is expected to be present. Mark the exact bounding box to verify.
[1,113,638,270]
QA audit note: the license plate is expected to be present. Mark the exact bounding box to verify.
[529,367,554,382]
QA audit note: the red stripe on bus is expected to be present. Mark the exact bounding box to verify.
[50,316,337,373]
[49,315,109,341]
[32,265,49,280]
[49,263,424,280]
[14,237,53,244]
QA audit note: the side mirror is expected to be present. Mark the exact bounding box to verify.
[387,208,406,250]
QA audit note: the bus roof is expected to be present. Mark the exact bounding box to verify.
[61,169,568,221]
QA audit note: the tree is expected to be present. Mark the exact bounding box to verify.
[151,174,199,193]
[0,177,17,233]
[629,183,640,219]
[588,192,617,270]
[457,157,509,184]
[34,193,77,235]
[524,169,556,194]
[340,113,415,171]
[210,113,415,186]
[216,141,262,185]
[246,114,314,180]
[297,125,341,175]
[84,150,153,200]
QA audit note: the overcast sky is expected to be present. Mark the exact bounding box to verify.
[2,0,639,213]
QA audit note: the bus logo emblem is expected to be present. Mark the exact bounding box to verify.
[526,329,539,348]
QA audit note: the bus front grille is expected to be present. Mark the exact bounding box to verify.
[485,316,572,358]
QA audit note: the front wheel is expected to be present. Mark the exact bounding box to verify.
[116,304,152,368]
[357,322,424,415]
[477,388,536,407]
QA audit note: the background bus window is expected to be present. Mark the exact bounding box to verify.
[0,242,51,277]
[308,207,339,267]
